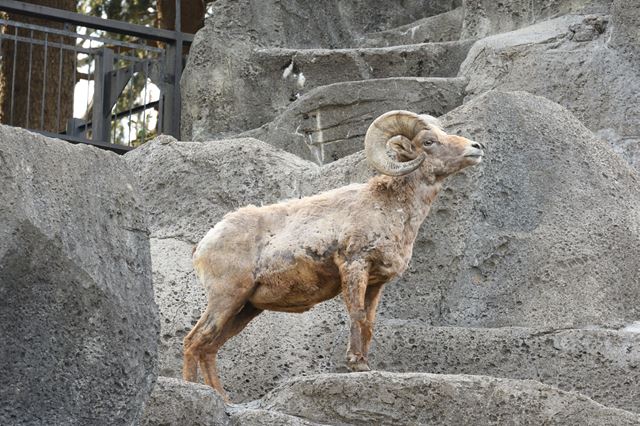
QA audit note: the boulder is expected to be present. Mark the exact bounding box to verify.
[459,13,640,170]
[200,0,462,50]
[182,39,473,141]
[404,90,640,328]
[141,377,228,426]
[0,126,158,425]
[610,0,640,66]
[239,77,467,164]
[357,7,464,47]
[460,0,612,38]
[258,372,640,425]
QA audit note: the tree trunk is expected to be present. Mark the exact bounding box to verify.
[0,0,76,133]
[157,0,206,34]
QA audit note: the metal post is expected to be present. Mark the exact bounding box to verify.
[171,0,182,139]
[92,47,114,143]
[161,0,183,139]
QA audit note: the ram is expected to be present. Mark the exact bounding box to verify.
[183,110,485,401]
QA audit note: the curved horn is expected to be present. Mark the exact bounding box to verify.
[364,110,428,176]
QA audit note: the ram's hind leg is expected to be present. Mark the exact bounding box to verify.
[182,276,256,395]
[198,303,262,402]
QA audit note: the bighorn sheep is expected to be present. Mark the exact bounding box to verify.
[183,110,485,401]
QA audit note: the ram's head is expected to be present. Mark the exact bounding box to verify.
[365,110,485,178]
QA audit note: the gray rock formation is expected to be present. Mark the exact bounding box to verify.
[239,77,466,164]
[182,39,473,142]
[141,373,640,425]
[141,377,228,426]
[129,91,640,407]
[181,0,473,143]
[460,0,612,39]
[0,126,158,425]
[459,12,640,170]
[257,372,640,425]
[358,7,464,47]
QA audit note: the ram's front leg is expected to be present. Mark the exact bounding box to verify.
[338,258,372,372]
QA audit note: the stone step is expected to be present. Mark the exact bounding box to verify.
[182,40,474,140]
[142,372,640,426]
[212,312,640,413]
[255,371,640,425]
[357,7,465,47]
[239,77,467,164]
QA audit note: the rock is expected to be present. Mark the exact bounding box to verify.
[460,0,612,38]
[348,322,640,413]
[0,126,158,425]
[141,377,229,426]
[258,372,640,425]
[124,135,314,243]
[213,316,640,410]
[357,7,464,47]
[459,13,640,170]
[182,39,473,141]
[239,77,467,164]
[181,0,471,140]
[400,90,640,328]
[201,0,462,50]
[610,0,640,66]
[230,409,324,426]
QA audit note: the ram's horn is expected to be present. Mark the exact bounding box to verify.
[364,110,428,176]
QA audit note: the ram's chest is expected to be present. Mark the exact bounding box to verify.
[366,240,414,285]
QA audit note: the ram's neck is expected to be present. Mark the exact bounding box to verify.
[369,170,443,241]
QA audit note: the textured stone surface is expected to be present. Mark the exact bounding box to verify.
[258,372,640,425]
[343,322,640,413]
[181,0,470,141]
[202,0,462,50]
[403,91,640,328]
[358,7,464,47]
[460,0,612,38]
[239,77,467,164]
[459,13,640,170]
[141,377,229,426]
[182,39,473,141]
[231,409,325,426]
[0,126,158,425]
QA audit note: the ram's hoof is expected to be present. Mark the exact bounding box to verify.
[346,353,371,372]
[348,361,371,372]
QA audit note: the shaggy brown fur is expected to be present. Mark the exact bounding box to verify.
[183,113,484,401]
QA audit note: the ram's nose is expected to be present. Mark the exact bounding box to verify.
[471,141,486,150]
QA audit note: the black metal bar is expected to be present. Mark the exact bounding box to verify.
[67,101,160,133]
[0,18,165,53]
[172,0,183,139]
[142,59,149,142]
[40,32,48,130]
[0,0,194,44]
[56,25,64,131]
[26,29,33,128]
[35,130,134,154]
[9,26,18,125]
[92,47,114,143]
[0,31,94,54]
[127,59,134,146]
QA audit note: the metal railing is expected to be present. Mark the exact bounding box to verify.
[0,0,194,153]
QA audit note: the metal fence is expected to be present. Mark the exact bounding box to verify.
[0,0,194,153]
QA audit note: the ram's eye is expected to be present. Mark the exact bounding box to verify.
[423,139,435,146]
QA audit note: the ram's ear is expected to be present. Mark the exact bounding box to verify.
[387,135,419,161]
